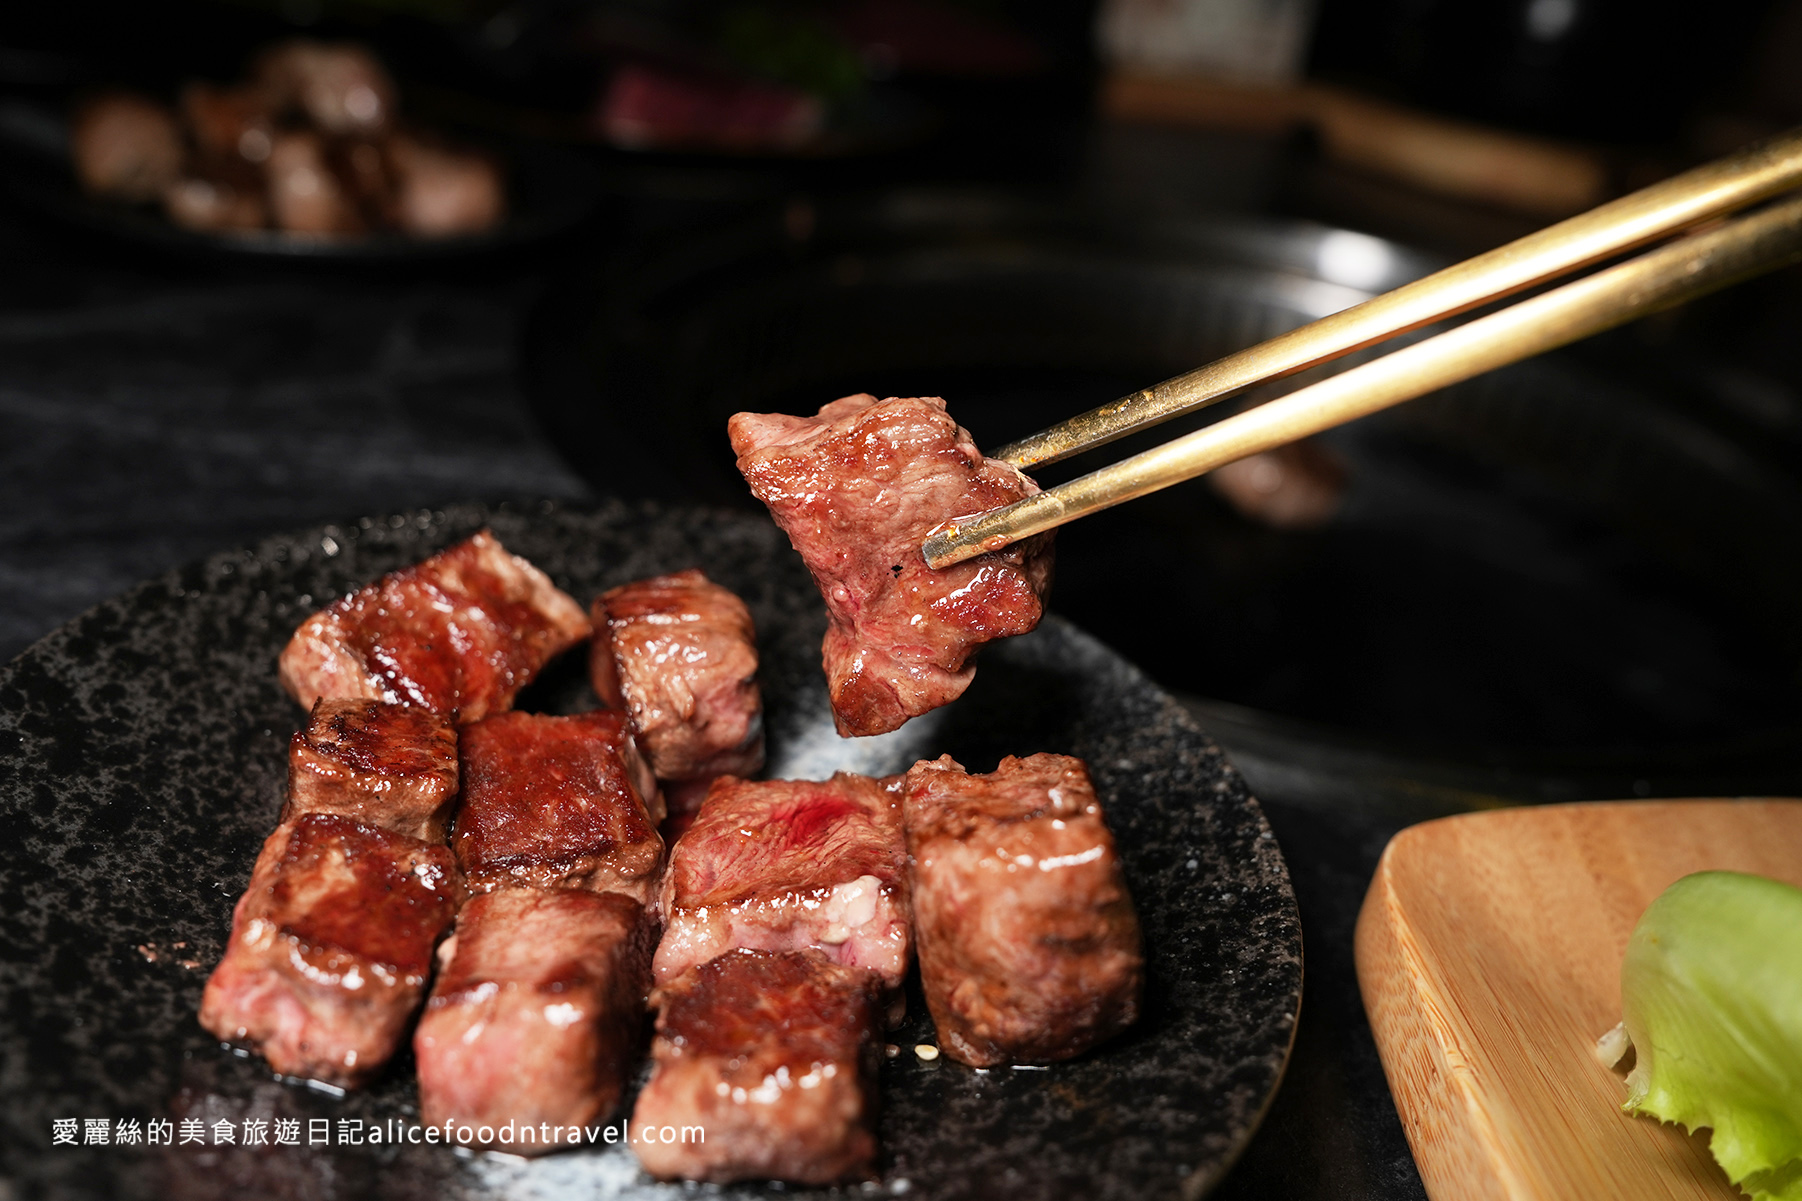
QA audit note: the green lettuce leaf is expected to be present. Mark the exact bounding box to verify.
[1620,871,1802,1201]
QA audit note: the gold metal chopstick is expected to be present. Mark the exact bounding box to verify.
[923,190,1802,570]
[992,127,1802,472]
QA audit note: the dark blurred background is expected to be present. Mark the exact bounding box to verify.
[4,2,1802,1198]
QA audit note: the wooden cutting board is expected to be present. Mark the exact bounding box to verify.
[1355,799,1802,1201]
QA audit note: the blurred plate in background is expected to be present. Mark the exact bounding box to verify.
[0,97,607,262]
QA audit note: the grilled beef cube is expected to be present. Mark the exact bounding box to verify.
[730,394,1053,737]
[264,130,365,236]
[70,93,183,202]
[199,813,463,1087]
[163,174,268,233]
[279,529,591,723]
[254,39,396,137]
[414,887,655,1147]
[454,710,664,901]
[179,82,276,166]
[902,754,1143,1066]
[386,134,506,238]
[655,774,909,999]
[633,949,881,1184]
[589,569,764,788]
[328,138,400,229]
[282,698,458,841]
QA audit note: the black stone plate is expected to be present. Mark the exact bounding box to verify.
[0,500,1302,1201]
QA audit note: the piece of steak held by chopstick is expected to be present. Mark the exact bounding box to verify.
[199,813,463,1087]
[283,698,458,841]
[729,394,1053,737]
[589,569,764,792]
[279,529,590,723]
[453,710,665,901]
[654,773,909,998]
[902,753,1143,1066]
[633,949,882,1184]
[414,887,655,1149]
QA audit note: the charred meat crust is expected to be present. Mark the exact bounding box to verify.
[902,753,1143,1066]
[634,949,881,1184]
[654,773,911,994]
[198,813,464,1087]
[283,698,459,841]
[453,710,665,901]
[278,529,591,723]
[588,569,765,784]
[414,887,657,1146]
[729,395,1053,738]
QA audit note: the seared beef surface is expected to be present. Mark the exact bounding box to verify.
[453,710,664,900]
[283,698,459,841]
[655,773,910,993]
[729,395,1053,737]
[199,813,463,1086]
[903,753,1143,1066]
[633,949,881,1184]
[278,529,590,723]
[589,569,764,787]
[414,887,655,1146]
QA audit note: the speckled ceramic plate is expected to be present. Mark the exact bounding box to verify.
[0,500,1302,1201]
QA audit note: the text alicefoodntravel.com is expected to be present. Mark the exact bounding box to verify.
[50,1117,704,1149]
